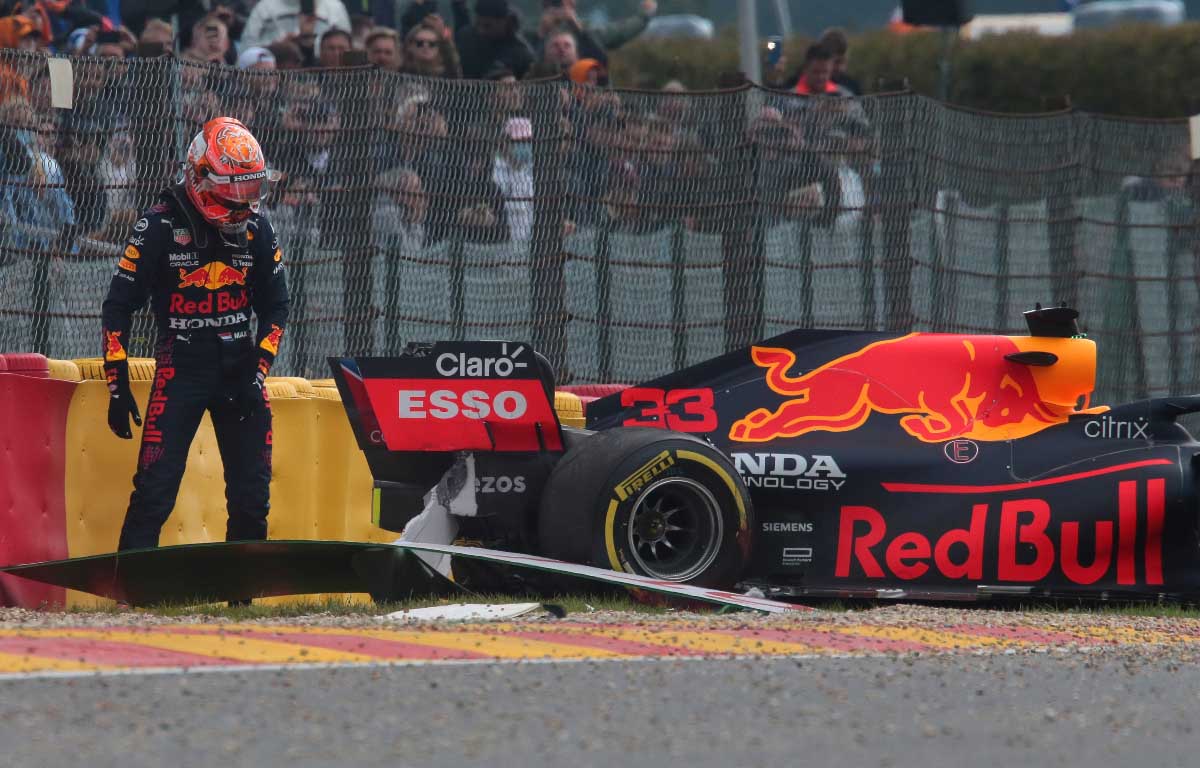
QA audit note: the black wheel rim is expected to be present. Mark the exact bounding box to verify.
[627,476,723,582]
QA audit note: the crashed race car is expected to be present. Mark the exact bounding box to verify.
[329,305,1200,602]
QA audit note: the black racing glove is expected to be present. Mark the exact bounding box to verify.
[105,360,142,439]
[238,324,284,422]
[237,357,269,422]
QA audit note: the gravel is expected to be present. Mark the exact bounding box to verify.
[3,603,1199,638]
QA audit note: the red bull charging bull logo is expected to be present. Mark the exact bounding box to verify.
[103,329,127,362]
[730,334,1106,444]
[260,324,284,356]
[177,263,248,291]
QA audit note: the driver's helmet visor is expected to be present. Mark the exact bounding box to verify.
[196,168,282,204]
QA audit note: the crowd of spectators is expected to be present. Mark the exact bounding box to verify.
[0,0,879,269]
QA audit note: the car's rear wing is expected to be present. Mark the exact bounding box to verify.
[328,341,564,531]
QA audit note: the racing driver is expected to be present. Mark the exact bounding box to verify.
[101,117,290,551]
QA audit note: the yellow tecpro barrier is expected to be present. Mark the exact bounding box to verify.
[56,360,588,607]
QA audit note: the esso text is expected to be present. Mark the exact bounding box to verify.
[398,389,528,420]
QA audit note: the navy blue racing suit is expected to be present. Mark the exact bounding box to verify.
[101,185,290,551]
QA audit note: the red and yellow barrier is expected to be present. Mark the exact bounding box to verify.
[0,355,591,608]
[0,354,70,608]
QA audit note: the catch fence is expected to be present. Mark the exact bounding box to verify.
[0,50,1196,404]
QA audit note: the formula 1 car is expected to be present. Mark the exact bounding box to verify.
[329,306,1200,601]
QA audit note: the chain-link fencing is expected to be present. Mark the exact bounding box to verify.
[0,50,1197,405]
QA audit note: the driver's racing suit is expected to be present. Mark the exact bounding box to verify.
[101,185,290,551]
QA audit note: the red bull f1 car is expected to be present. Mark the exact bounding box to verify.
[329,306,1200,601]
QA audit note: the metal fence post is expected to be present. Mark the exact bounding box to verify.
[595,218,612,382]
[670,220,687,370]
[794,220,814,329]
[530,82,568,378]
[722,82,763,350]
[880,94,916,329]
[449,234,465,342]
[1048,111,1082,311]
[993,203,1010,333]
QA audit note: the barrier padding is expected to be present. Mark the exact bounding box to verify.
[559,384,629,399]
[47,359,81,381]
[0,372,72,607]
[264,380,299,399]
[74,357,157,382]
[554,391,585,428]
[266,376,315,397]
[3,353,49,378]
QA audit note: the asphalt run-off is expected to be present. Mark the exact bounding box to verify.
[2,611,1200,679]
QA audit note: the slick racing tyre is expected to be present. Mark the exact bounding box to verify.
[537,428,753,588]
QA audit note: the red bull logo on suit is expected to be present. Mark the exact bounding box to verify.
[177,263,248,291]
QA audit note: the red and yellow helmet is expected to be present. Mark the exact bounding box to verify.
[183,117,276,233]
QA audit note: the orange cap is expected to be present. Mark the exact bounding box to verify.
[568,58,602,85]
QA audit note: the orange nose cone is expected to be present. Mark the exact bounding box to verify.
[1013,337,1104,414]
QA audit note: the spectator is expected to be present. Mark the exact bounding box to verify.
[825,121,866,231]
[138,18,174,52]
[763,42,791,91]
[794,43,839,96]
[527,0,655,62]
[401,16,460,78]
[527,25,576,79]
[26,0,106,49]
[372,166,426,254]
[656,79,691,125]
[453,148,508,243]
[57,31,129,238]
[486,62,522,115]
[226,47,280,136]
[399,0,438,36]
[750,108,842,229]
[529,1,604,65]
[0,13,38,51]
[0,17,35,106]
[492,115,532,242]
[241,0,352,52]
[180,15,230,64]
[94,26,130,57]
[268,38,305,69]
[168,2,250,53]
[288,93,345,243]
[120,0,200,38]
[818,28,861,96]
[238,45,277,71]
[98,127,139,232]
[0,96,75,257]
[210,1,251,44]
[350,11,373,48]
[316,26,351,67]
[346,0,399,35]
[365,27,402,71]
[834,114,879,210]
[451,0,534,80]
[585,0,656,52]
